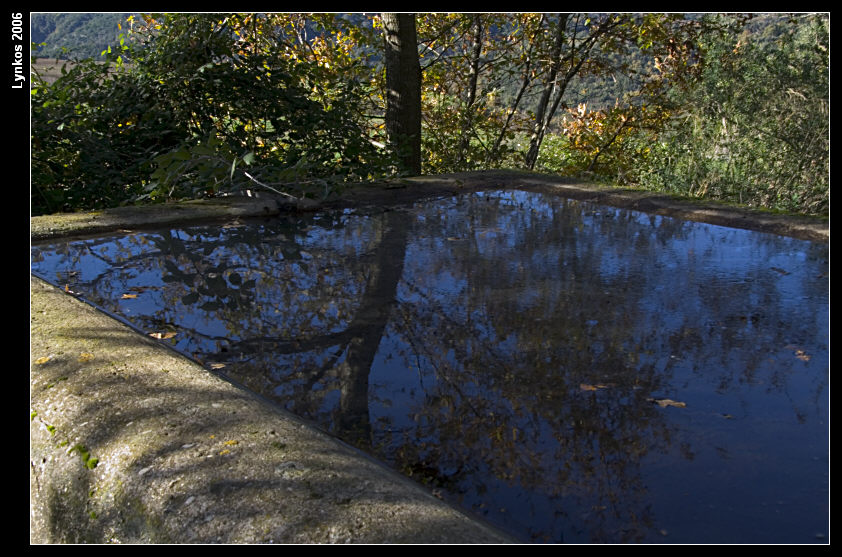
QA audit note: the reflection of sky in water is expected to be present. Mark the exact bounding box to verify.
[31,190,828,544]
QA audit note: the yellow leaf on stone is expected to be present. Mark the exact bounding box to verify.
[35,356,52,365]
[224,440,239,446]
[78,352,94,362]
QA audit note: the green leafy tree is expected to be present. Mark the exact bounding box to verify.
[632,13,829,214]
[31,13,395,214]
[130,13,394,200]
[31,40,184,214]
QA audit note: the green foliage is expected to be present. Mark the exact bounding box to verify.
[31,12,828,216]
[136,14,394,200]
[630,14,829,214]
[31,13,395,214]
[31,48,184,214]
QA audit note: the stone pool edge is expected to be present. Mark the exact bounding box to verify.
[30,170,828,244]
[30,275,516,544]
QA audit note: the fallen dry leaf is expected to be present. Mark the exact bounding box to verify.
[78,352,94,363]
[121,293,138,299]
[580,383,609,391]
[785,345,812,361]
[34,355,52,365]
[650,398,687,408]
[149,331,177,340]
[64,284,81,296]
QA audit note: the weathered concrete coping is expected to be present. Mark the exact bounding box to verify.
[30,275,516,544]
[30,171,828,544]
[30,171,828,244]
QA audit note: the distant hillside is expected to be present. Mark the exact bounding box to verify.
[31,13,137,59]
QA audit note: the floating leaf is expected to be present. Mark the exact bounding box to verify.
[149,331,177,340]
[209,363,226,370]
[121,293,138,299]
[650,398,686,408]
[580,383,609,391]
[785,345,812,361]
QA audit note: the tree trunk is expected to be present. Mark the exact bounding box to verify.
[525,14,568,170]
[524,14,627,170]
[456,15,484,169]
[491,16,543,161]
[381,13,422,175]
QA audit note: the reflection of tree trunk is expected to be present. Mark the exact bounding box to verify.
[334,211,409,449]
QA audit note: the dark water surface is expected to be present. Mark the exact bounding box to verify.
[31,190,829,544]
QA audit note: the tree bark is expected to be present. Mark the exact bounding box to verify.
[525,14,568,170]
[381,13,422,175]
[455,15,484,169]
[524,14,625,170]
[491,15,543,161]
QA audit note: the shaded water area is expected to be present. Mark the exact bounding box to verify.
[31,190,829,544]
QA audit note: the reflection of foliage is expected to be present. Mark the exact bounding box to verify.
[31,190,829,543]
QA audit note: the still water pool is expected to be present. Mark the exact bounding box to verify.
[31,190,829,543]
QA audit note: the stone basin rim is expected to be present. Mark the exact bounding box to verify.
[30,171,828,245]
